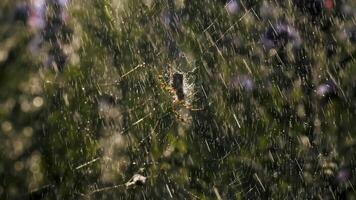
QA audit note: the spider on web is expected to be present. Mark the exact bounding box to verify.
[157,65,203,122]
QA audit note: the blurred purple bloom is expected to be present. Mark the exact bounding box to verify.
[57,0,69,7]
[316,80,337,99]
[225,0,239,15]
[230,75,254,92]
[28,0,46,29]
[262,23,302,51]
[56,0,70,22]
[336,168,350,183]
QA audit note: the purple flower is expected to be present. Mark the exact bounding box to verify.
[262,23,302,51]
[225,0,239,15]
[336,168,350,183]
[28,0,46,29]
[316,80,337,99]
[230,75,254,92]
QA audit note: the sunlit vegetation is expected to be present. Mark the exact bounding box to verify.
[0,0,356,199]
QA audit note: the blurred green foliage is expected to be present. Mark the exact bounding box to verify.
[0,0,356,199]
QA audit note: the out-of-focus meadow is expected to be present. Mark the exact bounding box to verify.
[1,0,356,199]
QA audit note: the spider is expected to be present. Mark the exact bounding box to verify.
[157,66,203,122]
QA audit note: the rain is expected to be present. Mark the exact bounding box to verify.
[0,0,356,199]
